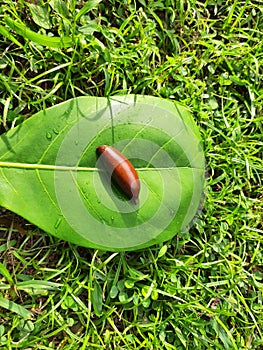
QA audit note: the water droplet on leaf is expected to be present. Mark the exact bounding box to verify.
[53,128,59,134]
[46,131,52,140]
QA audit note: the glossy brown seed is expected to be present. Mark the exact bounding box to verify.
[96,145,140,204]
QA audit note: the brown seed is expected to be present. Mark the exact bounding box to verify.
[96,145,140,204]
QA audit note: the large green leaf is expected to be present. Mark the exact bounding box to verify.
[26,3,52,30]
[0,95,205,251]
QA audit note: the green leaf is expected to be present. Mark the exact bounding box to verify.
[26,3,52,29]
[0,295,32,319]
[61,295,78,310]
[118,291,129,303]
[124,279,135,289]
[158,244,168,258]
[0,95,205,251]
[0,240,16,253]
[78,22,100,35]
[75,0,102,21]
[16,280,62,291]
[109,285,119,298]
[0,24,23,48]
[0,263,13,284]
[17,319,34,334]
[0,325,5,336]
[91,280,103,316]
[5,16,72,48]
[50,0,70,18]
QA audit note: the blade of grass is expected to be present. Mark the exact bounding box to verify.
[0,24,23,48]
[5,16,73,48]
[0,262,14,284]
[0,296,32,319]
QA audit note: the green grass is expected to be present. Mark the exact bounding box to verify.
[0,0,263,348]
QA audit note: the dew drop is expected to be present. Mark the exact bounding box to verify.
[53,128,59,134]
[46,131,52,140]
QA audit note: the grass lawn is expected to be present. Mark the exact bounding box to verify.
[0,0,263,348]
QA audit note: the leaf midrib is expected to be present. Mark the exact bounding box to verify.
[0,161,203,171]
